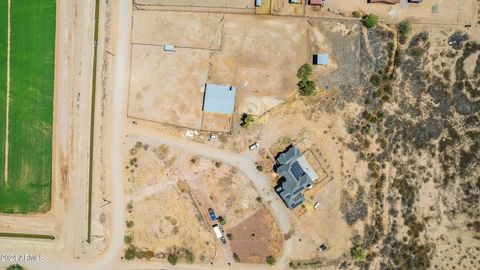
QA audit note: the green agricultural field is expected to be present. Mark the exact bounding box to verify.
[0,1,56,213]
[0,0,7,185]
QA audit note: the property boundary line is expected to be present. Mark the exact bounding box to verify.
[87,0,100,244]
[131,42,222,52]
[0,232,55,240]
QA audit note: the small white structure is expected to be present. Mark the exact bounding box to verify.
[212,224,223,238]
[164,44,175,52]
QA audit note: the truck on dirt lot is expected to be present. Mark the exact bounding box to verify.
[212,224,223,239]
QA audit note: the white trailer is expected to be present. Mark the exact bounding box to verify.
[212,224,223,239]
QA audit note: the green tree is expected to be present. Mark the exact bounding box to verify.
[296,63,313,80]
[7,265,24,270]
[168,254,179,265]
[240,113,254,128]
[266,255,276,265]
[352,11,361,18]
[298,79,316,96]
[124,246,136,260]
[362,14,378,29]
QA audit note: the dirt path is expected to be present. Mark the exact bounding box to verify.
[125,181,176,203]
[3,0,11,185]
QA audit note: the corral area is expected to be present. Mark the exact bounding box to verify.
[127,11,365,132]
[0,1,55,213]
[122,138,282,264]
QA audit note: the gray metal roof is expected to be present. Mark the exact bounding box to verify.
[313,54,329,65]
[275,146,318,209]
[203,84,236,114]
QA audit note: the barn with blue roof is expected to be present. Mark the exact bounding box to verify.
[202,83,237,115]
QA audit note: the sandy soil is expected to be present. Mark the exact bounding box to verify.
[132,11,223,50]
[128,45,209,129]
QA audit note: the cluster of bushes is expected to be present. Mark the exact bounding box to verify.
[240,113,254,128]
[398,20,412,45]
[297,63,316,96]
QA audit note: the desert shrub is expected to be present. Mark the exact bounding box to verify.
[227,233,233,240]
[362,14,378,29]
[240,113,254,128]
[351,247,366,261]
[370,74,382,86]
[266,255,276,265]
[167,254,179,265]
[352,11,361,18]
[394,49,404,67]
[185,252,194,264]
[219,219,226,226]
[124,235,133,244]
[256,165,264,172]
[126,220,134,228]
[124,246,136,260]
[398,20,412,36]
[7,265,24,270]
[383,83,393,95]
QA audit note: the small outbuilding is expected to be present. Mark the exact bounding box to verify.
[313,54,329,65]
[164,44,175,52]
[202,83,237,115]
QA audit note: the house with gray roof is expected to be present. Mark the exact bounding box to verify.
[275,146,318,209]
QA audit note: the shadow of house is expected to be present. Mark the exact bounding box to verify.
[274,146,318,209]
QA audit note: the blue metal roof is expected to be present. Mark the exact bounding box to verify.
[313,54,329,65]
[203,84,236,114]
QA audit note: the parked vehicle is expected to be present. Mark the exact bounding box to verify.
[208,134,217,141]
[220,236,227,244]
[249,142,259,150]
[208,208,216,221]
[314,202,320,209]
[318,244,328,252]
[212,224,223,239]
